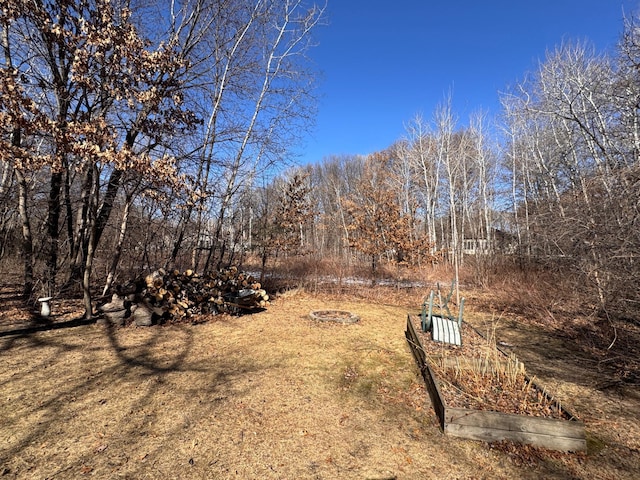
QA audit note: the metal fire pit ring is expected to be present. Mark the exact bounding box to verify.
[309,310,360,324]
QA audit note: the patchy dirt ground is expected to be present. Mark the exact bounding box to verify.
[1,285,639,479]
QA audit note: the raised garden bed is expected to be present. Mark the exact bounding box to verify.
[405,314,586,451]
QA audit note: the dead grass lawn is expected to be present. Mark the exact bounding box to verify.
[1,287,639,479]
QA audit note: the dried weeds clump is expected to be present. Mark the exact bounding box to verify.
[411,315,567,419]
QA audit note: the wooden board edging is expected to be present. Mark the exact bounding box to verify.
[445,423,587,452]
[445,407,585,437]
[405,315,587,452]
[406,314,445,427]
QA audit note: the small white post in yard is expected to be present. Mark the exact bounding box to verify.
[38,297,53,317]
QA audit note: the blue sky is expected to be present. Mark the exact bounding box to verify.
[296,0,638,165]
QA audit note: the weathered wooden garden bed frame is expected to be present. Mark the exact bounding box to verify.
[405,315,586,451]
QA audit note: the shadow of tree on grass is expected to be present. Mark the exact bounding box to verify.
[0,317,265,479]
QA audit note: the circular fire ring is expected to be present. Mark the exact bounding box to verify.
[309,310,359,324]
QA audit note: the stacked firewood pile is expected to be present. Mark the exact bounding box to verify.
[98,266,270,326]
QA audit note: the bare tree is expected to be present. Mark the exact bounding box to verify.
[176,0,326,271]
[500,35,640,318]
[435,96,463,301]
[402,114,440,253]
[1,0,197,315]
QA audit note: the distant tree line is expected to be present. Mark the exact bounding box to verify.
[1,1,638,320]
[248,18,640,318]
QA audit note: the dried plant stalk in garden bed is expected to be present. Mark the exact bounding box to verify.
[406,314,586,451]
[409,314,567,418]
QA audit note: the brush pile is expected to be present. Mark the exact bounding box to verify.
[98,267,269,326]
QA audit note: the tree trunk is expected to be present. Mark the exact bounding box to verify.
[83,229,95,319]
[65,163,95,291]
[65,167,122,290]
[3,12,33,297]
[93,168,123,254]
[166,201,194,270]
[46,170,63,295]
[102,192,133,296]
[64,167,75,264]
[15,168,34,299]
[81,165,101,319]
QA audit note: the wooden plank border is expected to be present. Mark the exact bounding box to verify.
[405,315,587,451]
[406,315,445,428]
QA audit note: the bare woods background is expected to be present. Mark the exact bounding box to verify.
[0,0,638,323]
